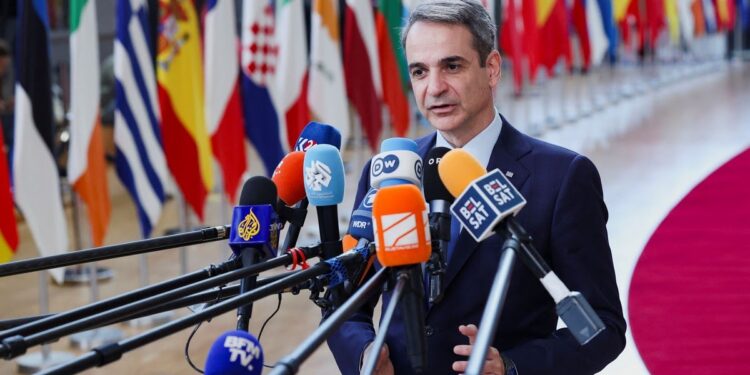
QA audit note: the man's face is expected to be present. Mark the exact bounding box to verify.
[404,21,499,136]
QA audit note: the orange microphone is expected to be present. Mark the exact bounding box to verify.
[370,184,430,373]
[437,148,486,197]
[372,184,431,267]
[272,151,306,206]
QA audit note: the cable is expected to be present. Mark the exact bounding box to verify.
[184,285,226,373]
[260,293,283,369]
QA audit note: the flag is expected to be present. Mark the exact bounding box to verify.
[205,0,247,203]
[586,0,614,65]
[666,0,682,43]
[715,0,736,30]
[69,0,111,247]
[523,0,541,81]
[703,0,719,33]
[376,0,410,137]
[157,0,213,221]
[645,0,667,46]
[344,0,383,151]
[692,0,707,36]
[677,0,696,42]
[0,123,17,263]
[571,0,593,70]
[13,0,68,282]
[308,0,350,146]
[500,0,525,94]
[114,0,168,238]
[273,0,310,149]
[536,0,572,75]
[241,0,286,175]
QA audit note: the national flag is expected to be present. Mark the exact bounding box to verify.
[571,0,593,70]
[692,0,707,36]
[586,0,615,65]
[645,0,667,47]
[114,0,168,237]
[523,0,541,81]
[344,0,383,151]
[69,0,111,247]
[677,0,695,43]
[205,0,247,203]
[308,0,350,146]
[157,0,214,221]
[13,0,68,282]
[666,0,682,43]
[500,0,525,94]
[535,0,573,75]
[714,0,737,30]
[703,0,719,33]
[273,0,310,149]
[0,123,17,263]
[739,0,750,30]
[376,0,410,137]
[241,0,286,175]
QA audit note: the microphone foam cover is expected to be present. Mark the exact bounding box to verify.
[303,144,345,206]
[372,185,431,267]
[380,137,418,153]
[238,176,278,206]
[437,149,486,198]
[204,330,264,375]
[295,121,342,151]
[272,151,306,205]
[423,147,454,202]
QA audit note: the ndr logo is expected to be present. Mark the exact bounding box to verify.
[371,154,399,177]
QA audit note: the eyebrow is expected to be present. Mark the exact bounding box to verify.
[408,55,469,70]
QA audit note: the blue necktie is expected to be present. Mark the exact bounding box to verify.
[446,216,461,265]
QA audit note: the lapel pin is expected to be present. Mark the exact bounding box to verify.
[505,171,514,178]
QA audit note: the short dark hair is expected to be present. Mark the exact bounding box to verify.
[401,0,496,67]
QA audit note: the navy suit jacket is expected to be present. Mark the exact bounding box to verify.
[327,117,626,374]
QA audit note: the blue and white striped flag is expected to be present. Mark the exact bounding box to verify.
[114,0,167,237]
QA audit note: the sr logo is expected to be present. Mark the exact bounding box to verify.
[414,160,423,180]
[371,154,399,177]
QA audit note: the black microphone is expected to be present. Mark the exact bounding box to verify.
[422,147,454,304]
[229,176,281,331]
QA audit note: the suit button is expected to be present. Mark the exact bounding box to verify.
[425,326,434,336]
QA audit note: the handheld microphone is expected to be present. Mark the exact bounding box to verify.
[422,147,454,304]
[295,121,342,151]
[229,176,281,331]
[370,138,423,189]
[438,149,605,346]
[272,151,308,252]
[372,184,430,374]
[204,330,264,375]
[348,187,376,245]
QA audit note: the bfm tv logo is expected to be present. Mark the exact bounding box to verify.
[459,195,491,230]
[223,335,262,371]
[304,160,332,191]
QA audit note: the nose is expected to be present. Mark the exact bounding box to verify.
[426,70,448,98]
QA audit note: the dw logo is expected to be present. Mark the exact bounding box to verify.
[414,159,423,180]
[381,212,418,251]
[305,160,332,192]
[371,154,400,177]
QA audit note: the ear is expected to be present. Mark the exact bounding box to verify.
[486,50,502,89]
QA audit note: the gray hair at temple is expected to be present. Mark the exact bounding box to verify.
[400,0,496,67]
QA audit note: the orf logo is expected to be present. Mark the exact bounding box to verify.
[295,138,316,151]
[304,160,332,191]
[238,209,260,240]
[371,154,399,177]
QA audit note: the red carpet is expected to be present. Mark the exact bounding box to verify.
[629,147,750,374]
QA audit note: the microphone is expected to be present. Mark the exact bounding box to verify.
[372,184,431,374]
[229,176,282,331]
[348,187,376,246]
[204,330,264,375]
[422,147,454,304]
[294,121,342,151]
[438,149,605,346]
[272,151,308,252]
[370,138,423,189]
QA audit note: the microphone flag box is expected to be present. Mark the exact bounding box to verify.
[451,169,526,242]
[229,205,280,258]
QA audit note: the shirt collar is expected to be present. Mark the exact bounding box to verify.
[434,109,502,168]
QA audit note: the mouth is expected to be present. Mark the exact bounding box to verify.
[427,103,456,114]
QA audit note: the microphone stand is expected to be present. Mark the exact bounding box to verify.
[0,246,321,360]
[0,225,230,277]
[270,267,388,375]
[36,247,372,375]
[361,272,407,375]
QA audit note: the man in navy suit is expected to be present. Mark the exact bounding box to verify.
[327,1,626,374]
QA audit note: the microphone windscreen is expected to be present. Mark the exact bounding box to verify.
[295,121,342,151]
[303,144,345,206]
[204,330,264,375]
[348,187,376,241]
[380,137,418,153]
[437,149,486,197]
[423,147,454,202]
[372,185,431,267]
[272,151,306,205]
[238,176,278,205]
[342,234,358,251]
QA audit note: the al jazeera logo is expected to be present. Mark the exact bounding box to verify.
[238,209,261,241]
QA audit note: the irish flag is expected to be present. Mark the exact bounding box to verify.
[157,0,214,221]
[69,0,111,247]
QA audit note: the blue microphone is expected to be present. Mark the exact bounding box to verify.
[204,330,263,375]
[348,187,376,244]
[304,144,345,260]
[229,176,281,331]
[294,122,342,151]
[370,138,423,188]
